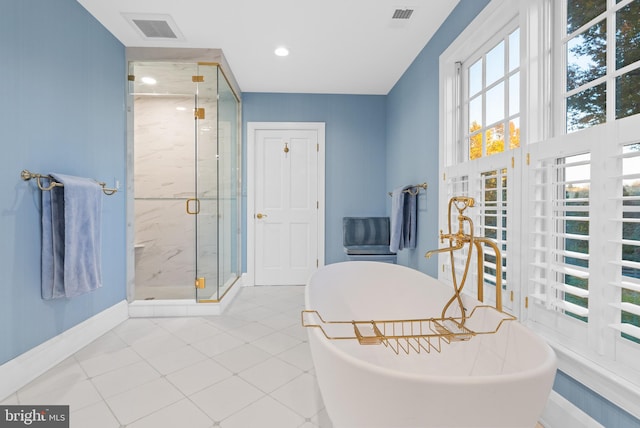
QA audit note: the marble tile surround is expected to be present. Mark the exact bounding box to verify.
[134,96,219,297]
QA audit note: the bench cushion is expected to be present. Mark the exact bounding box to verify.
[344,245,396,255]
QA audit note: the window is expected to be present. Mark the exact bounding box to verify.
[465,28,521,160]
[441,0,640,414]
[439,2,520,313]
[563,0,640,133]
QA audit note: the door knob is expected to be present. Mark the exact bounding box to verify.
[256,213,268,219]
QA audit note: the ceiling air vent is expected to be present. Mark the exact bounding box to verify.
[132,19,177,39]
[123,13,185,41]
[392,9,414,19]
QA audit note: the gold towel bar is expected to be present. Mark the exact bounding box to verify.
[388,182,427,197]
[20,170,118,195]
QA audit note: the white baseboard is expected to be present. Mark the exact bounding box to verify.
[0,300,128,402]
[540,391,604,428]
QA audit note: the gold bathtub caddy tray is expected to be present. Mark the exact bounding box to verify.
[302,306,515,355]
[302,196,516,355]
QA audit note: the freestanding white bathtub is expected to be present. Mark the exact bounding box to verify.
[305,262,556,428]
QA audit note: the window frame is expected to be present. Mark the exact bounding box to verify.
[439,0,522,314]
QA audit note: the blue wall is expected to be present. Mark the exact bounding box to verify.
[242,93,387,268]
[0,0,127,365]
[386,0,491,276]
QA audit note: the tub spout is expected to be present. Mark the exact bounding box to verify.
[425,231,464,259]
[425,244,462,259]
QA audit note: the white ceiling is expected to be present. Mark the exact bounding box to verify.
[77,0,459,95]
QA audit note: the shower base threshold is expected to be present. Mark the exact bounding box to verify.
[129,280,242,317]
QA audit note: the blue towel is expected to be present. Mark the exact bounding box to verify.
[41,179,65,299]
[403,189,418,250]
[41,173,103,299]
[390,185,410,252]
[390,185,419,252]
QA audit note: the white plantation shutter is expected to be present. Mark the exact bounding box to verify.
[525,127,640,388]
[529,152,591,323]
[440,154,517,312]
[445,174,469,196]
[477,168,509,292]
[439,173,471,296]
[609,143,640,343]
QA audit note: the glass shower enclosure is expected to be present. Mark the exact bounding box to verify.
[130,59,240,302]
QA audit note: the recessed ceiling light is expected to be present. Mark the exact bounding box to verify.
[176,106,186,111]
[141,76,157,85]
[274,47,289,57]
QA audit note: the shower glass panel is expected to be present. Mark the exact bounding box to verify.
[195,63,241,301]
[131,59,241,302]
[195,64,218,301]
[217,68,240,300]
[132,62,198,300]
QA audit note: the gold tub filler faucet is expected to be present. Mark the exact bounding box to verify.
[302,196,515,355]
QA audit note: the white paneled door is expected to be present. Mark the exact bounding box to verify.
[250,123,325,285]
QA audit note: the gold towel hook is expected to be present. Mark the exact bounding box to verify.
[36,176,58,191]
[21,170,58,191]
[101,187,117,196]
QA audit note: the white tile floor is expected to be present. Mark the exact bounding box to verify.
[1,286,333,428]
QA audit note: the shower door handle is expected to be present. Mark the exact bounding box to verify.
[186,198,201,215]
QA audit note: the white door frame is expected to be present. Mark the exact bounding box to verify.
[246,122,326,286]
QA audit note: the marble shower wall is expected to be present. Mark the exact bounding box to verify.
[134,95,218,292]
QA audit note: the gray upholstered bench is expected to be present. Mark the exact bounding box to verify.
[342,217,397,263]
